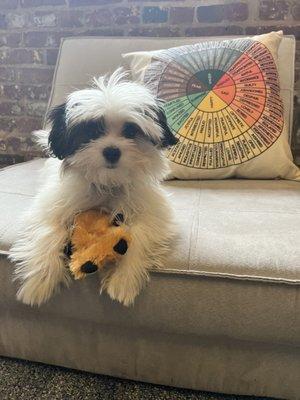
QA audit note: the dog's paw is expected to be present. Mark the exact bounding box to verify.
[17,275,54,306]
[16,266,70,306]
[103,270,140,307]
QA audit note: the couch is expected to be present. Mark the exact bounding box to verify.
[0,36,299,400]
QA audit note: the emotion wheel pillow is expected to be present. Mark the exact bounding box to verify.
[123,31,300,181]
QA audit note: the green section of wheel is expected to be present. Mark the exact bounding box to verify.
[164,101,194,132]
[163,95,191,114]
[187,91,209,108]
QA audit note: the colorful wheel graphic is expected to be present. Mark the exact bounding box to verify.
[144,39,284,169]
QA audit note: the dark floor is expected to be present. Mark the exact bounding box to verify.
[0,357,274,400]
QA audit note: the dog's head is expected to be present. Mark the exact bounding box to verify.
[47,69,178,186]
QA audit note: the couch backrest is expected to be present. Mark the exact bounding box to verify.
[46,36,296,141]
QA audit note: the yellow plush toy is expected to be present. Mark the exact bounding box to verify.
[65,210,130,280]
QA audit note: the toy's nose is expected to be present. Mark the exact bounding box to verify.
[81,261,98,274]
[103,146,121,164]
[113,239,128,255]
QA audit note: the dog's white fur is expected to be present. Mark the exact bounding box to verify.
[9,69,177,307]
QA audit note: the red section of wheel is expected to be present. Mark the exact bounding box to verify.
[213,86,236,105]
[213,73,235,90]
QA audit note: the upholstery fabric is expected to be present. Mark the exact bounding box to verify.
[1,253,300,399]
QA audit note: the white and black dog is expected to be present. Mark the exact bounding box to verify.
[9,69,178,307]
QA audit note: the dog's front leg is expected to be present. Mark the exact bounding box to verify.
[10,220,70,306]
[9,167,92,306]
[102,206,175,306]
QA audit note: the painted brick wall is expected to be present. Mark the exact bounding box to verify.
[0,0,299,165]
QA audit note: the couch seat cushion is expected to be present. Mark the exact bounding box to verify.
[1,159,300,349]
[1,159,300,285]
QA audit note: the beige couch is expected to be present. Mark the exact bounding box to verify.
[0,37,300,400]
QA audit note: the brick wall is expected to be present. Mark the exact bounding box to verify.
[0,0,300,165]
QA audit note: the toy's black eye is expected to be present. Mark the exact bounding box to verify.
[122,122,142,139]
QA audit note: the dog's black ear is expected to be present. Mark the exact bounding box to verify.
[48,103,69,160]
[155,106,178,148]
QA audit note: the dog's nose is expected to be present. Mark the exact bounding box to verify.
[103,146,121,164]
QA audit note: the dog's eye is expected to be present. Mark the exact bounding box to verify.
[122,123,142,139]
[86,119,105,140]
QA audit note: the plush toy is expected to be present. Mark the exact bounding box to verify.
[65,210,130,280]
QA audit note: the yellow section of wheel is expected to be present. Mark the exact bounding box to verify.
[197,91,228,112]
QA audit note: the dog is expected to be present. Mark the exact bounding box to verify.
[9,69,178,307]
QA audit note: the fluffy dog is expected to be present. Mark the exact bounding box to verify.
[9,69,178,307]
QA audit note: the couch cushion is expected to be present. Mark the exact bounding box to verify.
[0,159,45,254]
[1,160,300,356]
[1,159,300,286]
